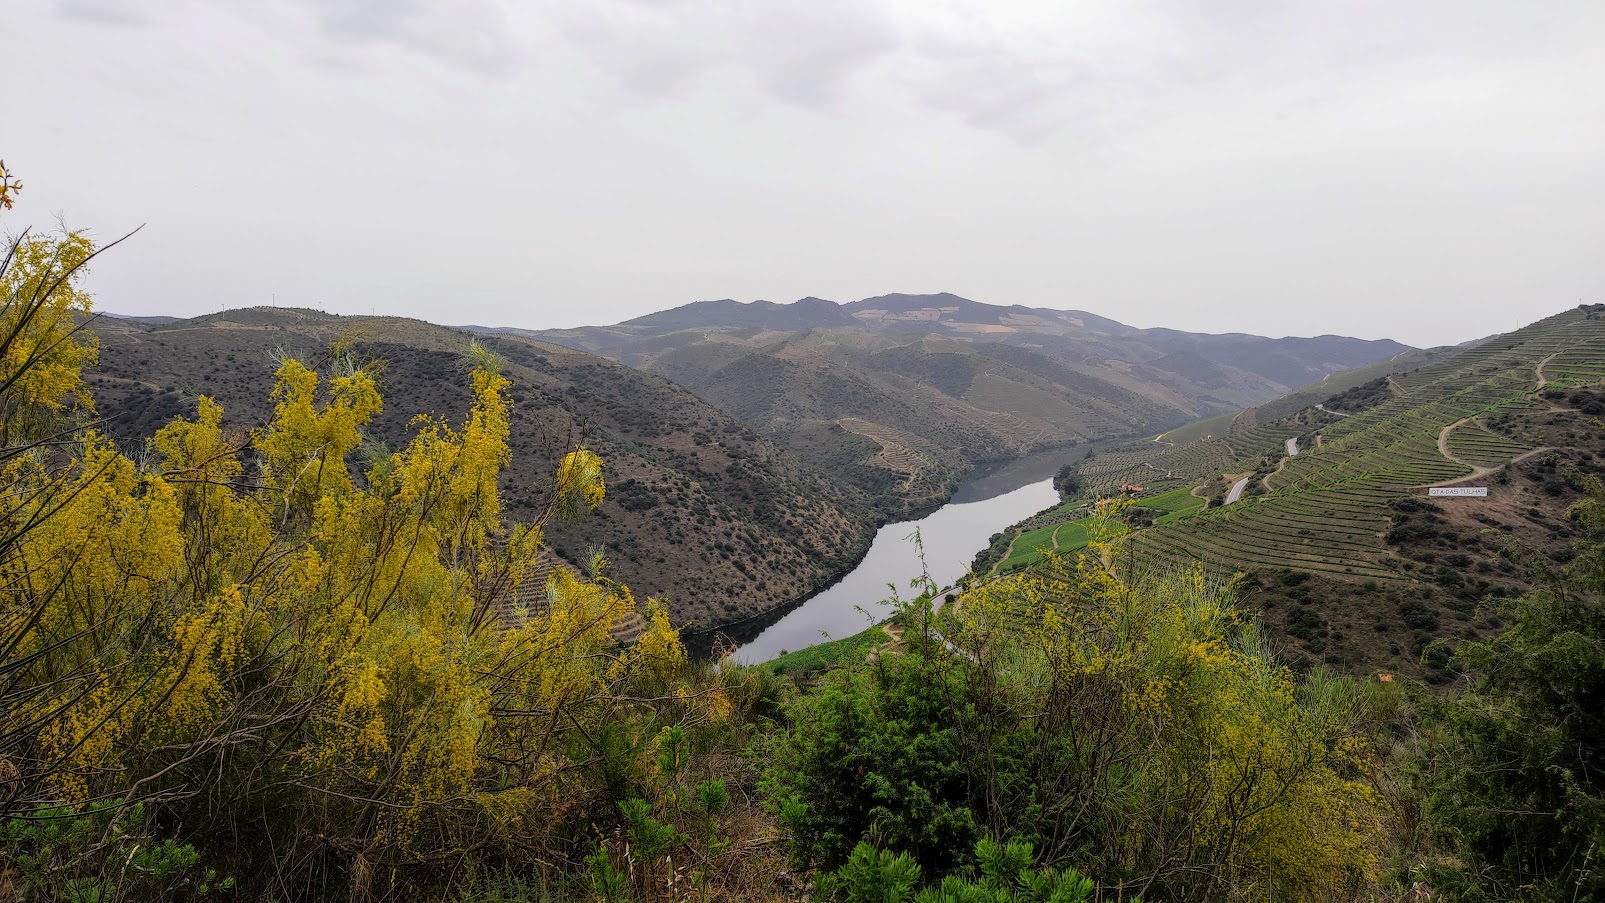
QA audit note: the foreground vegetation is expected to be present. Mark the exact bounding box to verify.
[4,171,1603,901]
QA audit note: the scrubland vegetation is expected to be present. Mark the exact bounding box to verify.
[4,171,1604,902]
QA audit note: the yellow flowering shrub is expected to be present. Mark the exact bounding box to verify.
[0,231,97,446]
[0,237,694,886]
[939,533,1382,901]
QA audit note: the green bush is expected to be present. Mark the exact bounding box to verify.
[766,562,1382,901]
[1416,476,1605,899]
[814,838,1117,903]
[1,802,231,902]
[765,652,979,873]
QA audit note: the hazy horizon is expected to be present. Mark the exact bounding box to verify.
[103,292,1487,350]
[10,0,1603,348]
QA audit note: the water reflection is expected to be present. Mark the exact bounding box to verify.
[728,448,1081,664]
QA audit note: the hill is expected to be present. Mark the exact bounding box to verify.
[85,308,875,631]
[1153,345,1466,444]
[512,292,1407,390]
[86,299,1415,634]
[975,304,1605,681]
[477,293,1410,509]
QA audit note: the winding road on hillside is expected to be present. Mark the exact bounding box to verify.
[1435,419,1492,478]
[1225,476,1251,505]
[1426,417,1556,489]
[1257,437,1302,492]
[1419,354,1571,488]
[1536,350,1560,388]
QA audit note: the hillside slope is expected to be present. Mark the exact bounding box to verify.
[977,305,1605,680]
[484,293,1409,508]
[644,334,1195,510]
[86,308,874,630]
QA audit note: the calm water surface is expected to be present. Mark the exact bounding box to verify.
[730,449,1078,664]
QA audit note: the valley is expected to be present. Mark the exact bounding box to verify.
[22,254,1605,903]
[10,6,1602,897]
[90,299,1605,684]
[90,295,1413,639]
[723,447,1082,663]
[475,292,1410,515]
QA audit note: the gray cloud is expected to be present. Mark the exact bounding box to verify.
[302,0,525,77]
[552,0,899,108]
[10,0,1605,348]
[55,0,152,27]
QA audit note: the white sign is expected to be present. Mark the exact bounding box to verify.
[1429,487,1489,498]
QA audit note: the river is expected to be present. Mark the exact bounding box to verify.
[728,448,1080,665]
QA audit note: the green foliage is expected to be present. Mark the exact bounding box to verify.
[766,645,980,873]
[766,625,886,675]
[1416,476,1605,899]
[582,720,753,901]
[814,838,1116,903]
[815,844,922,903]
[1322,376,1392,415]
[767,545,1382,901]
[1052,464,1081,500]
[586,848,628,903]
[1,802,232,902]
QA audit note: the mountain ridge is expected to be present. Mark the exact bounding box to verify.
[465,293,1410,506]
[87,298,1416,638]
[476,292,1410,390]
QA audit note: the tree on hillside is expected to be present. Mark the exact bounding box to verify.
[1053,462,1081,499]
[1420,476,1605,900]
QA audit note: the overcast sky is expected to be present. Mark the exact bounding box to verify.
[7,1,1603,347]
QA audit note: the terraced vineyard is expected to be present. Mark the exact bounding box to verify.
[1131,486,1401,580]
[1539,333,1605,386]
[1077,438,1237,497]
[1123,308,1605,581]
[995,516,1105,572]
[992,487,1204,572]
[1222,423,1312,461]
[1445,419,1534,469]
[838,416,936,489]
[1139,486,1209,518]
[981,307,1605,588]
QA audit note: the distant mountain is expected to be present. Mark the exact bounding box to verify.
[86,308,877,631]
[471,293,1411,505]
[493,293,1407,393]
[1127,328,1414,391]
[101,312,182,326]
[844,292,1133,335]
[632,296,858,332]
